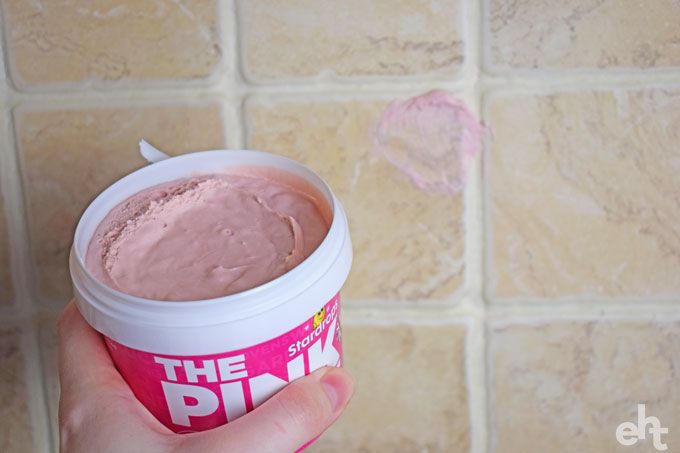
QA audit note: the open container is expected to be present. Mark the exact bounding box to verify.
[69,149,352,434]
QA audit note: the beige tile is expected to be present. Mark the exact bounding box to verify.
[37,314,58,447]
[2,0,221,89]
[485,0,680,71]
[0,193,13,305]
[489,320,680,453]
[486,89,680,299]
[246,98,465,301]
[16,103,226,306]
[311,323,469,452]
[238,0,463,81]
[0,325,34,452]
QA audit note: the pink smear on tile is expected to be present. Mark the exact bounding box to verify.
[373,90,487,195]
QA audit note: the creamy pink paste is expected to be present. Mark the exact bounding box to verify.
[85,172,331,301]
[373,90,487,195]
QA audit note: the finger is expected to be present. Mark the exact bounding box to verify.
[57,300,128,399]
[176,366,354,453]
[58,301,174,451]
[232,366,354,452]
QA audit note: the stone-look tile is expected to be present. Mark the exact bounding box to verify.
[311,323,469,452]
[0,193,13,305]
[486,89,680,299]
[2,0,221,90]
[0,325,34,452]
[37,314,58,447]
[246,99,464,301]
[16,103,225,306]
[238,0,463,82]
[485,0,680,71]
[489,320,680,453]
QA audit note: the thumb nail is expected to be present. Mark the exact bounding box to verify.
[320,367,353,412]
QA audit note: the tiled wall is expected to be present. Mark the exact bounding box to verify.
[0,1,678,452]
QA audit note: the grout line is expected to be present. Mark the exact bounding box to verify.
[462,48,485,306]
[220,0,238,85]
[0,5,25,313]
[0,68,678,99]
[484,320,496,453]
[487,311,680,325]
[467,1,488,449]
[218,0,242,149]
[460,0,480,85]
[0,4,14,90]
[35,313,59,453]
[231,0,249,150]
[342,309,474,326]
[0,82,34,317]
[467,313,487,453]
[223,99,244,149]
[0,72,677,108]
[486,294,680,305]
[237,98,249,149]
[342,297,680,322]
[342,299,482,324]
[479,84,496,315]
[343,297,680,315]
[225,0,246,150]
[21,318,52,453]
[230,0,247,88]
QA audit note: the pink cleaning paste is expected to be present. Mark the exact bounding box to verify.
[374,90,487,195]
[86,171,331,301]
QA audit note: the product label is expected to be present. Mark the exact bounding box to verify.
[105,294,342,433]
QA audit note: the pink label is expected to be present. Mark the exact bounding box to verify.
[105,294,342,433]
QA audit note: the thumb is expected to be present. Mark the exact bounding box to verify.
[177,366,354,453]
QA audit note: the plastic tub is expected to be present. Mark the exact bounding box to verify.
[69,150,352,433]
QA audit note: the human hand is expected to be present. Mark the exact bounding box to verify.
[58,301,354,452]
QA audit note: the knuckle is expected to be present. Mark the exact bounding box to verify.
[58,401,87,451]
[275,380,331,433]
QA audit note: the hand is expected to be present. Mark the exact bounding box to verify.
[57,302,354,452]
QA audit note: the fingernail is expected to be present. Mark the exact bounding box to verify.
[320,368,350,412]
